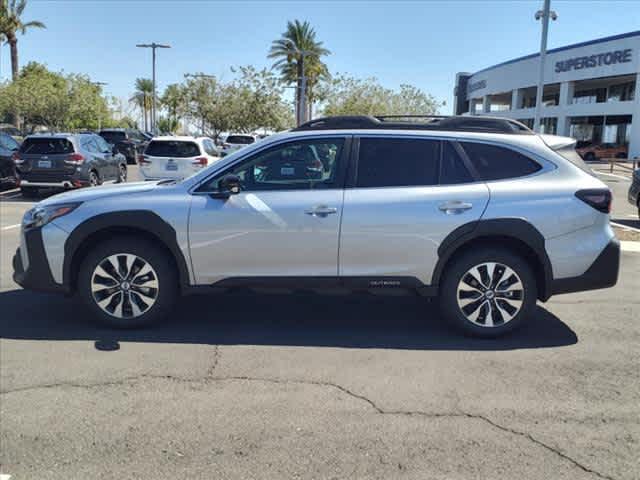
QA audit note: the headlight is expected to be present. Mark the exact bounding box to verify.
[22,203,82,229]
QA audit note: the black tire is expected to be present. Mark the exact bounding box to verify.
[77,236,178,328]
[584,152,596,162]
[116,164,127,183]
[439,248,537,338]
[88,170,100,187]
[20,186,39,198]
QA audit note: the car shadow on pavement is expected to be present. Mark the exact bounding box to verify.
[0,289,577,351]
[612,217,639,229]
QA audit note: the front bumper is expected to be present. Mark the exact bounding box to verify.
[12,227,70,295]
[551,238,620,296]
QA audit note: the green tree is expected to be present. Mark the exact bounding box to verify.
[268,20,330,123]
[130,78,153,131]
[0,0,45,81]
[321,74,443,117]
[161,83,184,125]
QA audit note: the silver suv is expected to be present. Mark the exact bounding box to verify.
[13,116,620,337]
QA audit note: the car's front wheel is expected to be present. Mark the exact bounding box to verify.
[78,237,178,328]
[439,248,537,338]
[116,164,127,183]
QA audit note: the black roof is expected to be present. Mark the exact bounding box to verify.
[292,115,534,135]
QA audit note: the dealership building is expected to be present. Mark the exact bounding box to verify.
[453,31,640,158]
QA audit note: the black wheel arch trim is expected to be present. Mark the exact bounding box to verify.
[432,218,554,301]
[63,210,191,292]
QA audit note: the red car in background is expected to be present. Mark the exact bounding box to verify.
[576,141,628,161]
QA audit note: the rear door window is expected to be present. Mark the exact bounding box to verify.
[356,137,439,188]
[20,138,74,155]
[145,140,201,158]
[460,142,541,181]
[440,142,474,185]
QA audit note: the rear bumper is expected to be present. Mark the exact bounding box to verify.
[12,228,70,295]
[551,238,620,296]
[19,179,78,188]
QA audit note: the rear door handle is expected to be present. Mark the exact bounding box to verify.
[438,201,473,215]
[305,205,338,217]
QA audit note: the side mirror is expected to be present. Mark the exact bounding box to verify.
[211,174,241,199]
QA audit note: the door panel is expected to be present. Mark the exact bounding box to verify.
[339,184,489,284]
[189,190,344,283]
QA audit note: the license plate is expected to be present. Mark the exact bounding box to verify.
[38,160,52,168]
[166,162,178,171]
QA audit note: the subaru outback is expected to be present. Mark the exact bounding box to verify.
[13,116,620,337]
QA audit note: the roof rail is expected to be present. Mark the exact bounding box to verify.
[292,115,534,135]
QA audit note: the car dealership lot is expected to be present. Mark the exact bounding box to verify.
[0,170,638,479]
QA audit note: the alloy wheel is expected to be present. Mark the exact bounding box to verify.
[91,253,159,319]
[119,165,127,182]
[456,262,524,327]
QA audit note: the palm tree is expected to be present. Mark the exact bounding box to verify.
[268,20,330,123]
[130,78,154,131]
[0,0,46,81]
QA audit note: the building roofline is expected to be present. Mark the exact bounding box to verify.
[471,30,640,77]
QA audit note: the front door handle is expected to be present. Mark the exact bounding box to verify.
[305,205,338,217]
[438,201,473,215]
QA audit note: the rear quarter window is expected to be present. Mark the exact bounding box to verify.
[460,142,541,181]
[20,138,74,155]
[145,140,201,158]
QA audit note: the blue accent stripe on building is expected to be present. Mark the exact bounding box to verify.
[472,30,640,76]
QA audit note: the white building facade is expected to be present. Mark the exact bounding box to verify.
[454,31,640,158]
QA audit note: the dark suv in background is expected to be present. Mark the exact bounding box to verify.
[0,132,20,189]
[14,133,128,197]
[99,128,149,165]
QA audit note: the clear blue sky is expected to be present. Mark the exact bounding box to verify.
[2,0,640,114]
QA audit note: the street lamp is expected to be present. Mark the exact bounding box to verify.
[136,42,171,132]
[533,0,558,133]
[91,81,108,130]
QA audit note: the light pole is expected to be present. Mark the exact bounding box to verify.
[533,0,558,133]
[91,81,108,130]
[136,42,171,133]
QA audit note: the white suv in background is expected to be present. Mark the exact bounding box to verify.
[220,134,258,157]
[138,136,220,180]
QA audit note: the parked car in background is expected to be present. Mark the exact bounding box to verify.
[14,133,128,197]
[629,168,640,219]
[99,128,149,165]
[138,136,220,180]
[0,124,24,144]
[12,115,619,337]
[220,134,257,157]
[576,142,628,161]
[0,132,20,189]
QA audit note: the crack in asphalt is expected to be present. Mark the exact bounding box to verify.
[1,369,617,480]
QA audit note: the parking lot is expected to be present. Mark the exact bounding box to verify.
[0,167,638,480]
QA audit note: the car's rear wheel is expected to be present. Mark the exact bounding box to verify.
[439,248,537,338]
[78,237,178,328]
[88,170,100,187]
[116,164,127,183]
[20,186,39,198]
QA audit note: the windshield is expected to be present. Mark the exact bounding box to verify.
[226,135,255,145]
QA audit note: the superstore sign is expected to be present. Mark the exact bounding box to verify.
[555,49,633,73]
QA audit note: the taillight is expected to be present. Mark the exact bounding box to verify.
[65,153,85,165]
[138,154,151,165]
[12,152,24,165]
[192,157,208,167]
[575,189,612,214]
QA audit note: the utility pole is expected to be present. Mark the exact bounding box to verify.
[92,81,108,130]
[533,0,557,132]
[136,42,171,133]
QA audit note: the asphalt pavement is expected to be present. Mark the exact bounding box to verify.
[0,166,638,480]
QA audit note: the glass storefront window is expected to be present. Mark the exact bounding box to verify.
[607,81,636,102]
[573,88,607,104]
[540,118,557,135]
